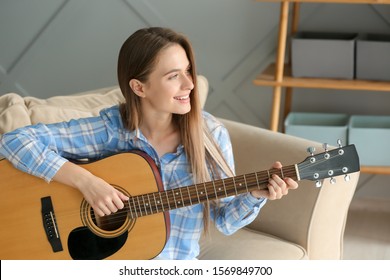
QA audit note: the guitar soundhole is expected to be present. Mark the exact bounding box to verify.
[92,208,128,231]
[70,185,135,260]
[80,185,136,238]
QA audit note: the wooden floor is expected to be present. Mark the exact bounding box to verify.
[343,197,390,260]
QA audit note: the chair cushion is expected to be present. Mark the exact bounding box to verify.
[198,226,308,260]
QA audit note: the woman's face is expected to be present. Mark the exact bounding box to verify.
[139,44,194,117]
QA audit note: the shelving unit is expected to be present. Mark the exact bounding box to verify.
[254,0,390,174]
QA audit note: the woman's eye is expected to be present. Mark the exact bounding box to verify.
[169,74,179,80]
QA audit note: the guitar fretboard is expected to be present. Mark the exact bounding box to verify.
[125,165,298,218]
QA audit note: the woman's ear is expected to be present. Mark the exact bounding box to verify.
[129,79,146,98]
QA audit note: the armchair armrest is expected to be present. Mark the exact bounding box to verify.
[220,118,359,259]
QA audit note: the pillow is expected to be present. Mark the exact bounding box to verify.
[25,87,124,124]
[0,93,31,134]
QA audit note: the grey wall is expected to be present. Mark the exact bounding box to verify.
[1,0,389,198]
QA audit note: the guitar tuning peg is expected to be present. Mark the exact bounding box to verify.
[323,143,329,152]
[330,177,337,184]
[315,180,322,188]
[344,174,351,182]
[307,146,316,156]
[337,139,343,148]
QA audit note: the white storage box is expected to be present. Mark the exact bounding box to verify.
[356,33,390,81]
[285,112,349,145]
[348,115,390,166]
[291,32,357,79]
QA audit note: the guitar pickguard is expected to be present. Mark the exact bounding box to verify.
[68,227,128,260]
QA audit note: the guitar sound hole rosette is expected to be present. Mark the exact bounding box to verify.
[80,185,135,238]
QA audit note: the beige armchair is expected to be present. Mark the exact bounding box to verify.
[199,119,359,260]
[0,75,359,260]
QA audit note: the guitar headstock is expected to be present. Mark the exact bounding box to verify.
[297,143,360,187]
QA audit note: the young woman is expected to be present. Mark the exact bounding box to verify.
[0,27,298,260]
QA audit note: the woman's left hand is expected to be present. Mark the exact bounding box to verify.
[250,161,298,200]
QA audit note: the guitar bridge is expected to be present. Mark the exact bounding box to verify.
[41,196,63,252]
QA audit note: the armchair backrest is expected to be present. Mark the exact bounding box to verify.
[220,118,359,259]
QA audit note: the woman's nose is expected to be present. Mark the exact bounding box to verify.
[182,74,194,90]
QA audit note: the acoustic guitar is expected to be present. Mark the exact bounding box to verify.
[0,144,359,260]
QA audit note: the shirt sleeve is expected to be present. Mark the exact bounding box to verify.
[204,112,267,235]
[0,111,114,182]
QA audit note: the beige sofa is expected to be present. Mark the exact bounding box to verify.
[0,76,359,259]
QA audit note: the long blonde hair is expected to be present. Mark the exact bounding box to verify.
[117,27,233,232]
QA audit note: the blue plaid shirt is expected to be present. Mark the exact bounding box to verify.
[0,105,266,259]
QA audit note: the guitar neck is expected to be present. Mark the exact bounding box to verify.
[126,164,298,218]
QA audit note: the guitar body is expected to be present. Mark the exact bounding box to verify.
[0,151,169,260]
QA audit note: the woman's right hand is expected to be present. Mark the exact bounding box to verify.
[77,175,129,217]
[53,161,129,217]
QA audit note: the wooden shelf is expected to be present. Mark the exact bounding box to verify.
[361,166,390,175]
[256,0,390,4]
[253,0,390,175]
[254,63,390,92]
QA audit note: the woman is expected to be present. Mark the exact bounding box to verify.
[0,27,298,260]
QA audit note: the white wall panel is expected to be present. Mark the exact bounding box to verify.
[2,0,150,98]
[0,0,66,72]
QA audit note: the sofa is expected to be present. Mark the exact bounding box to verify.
[0,75,359,259]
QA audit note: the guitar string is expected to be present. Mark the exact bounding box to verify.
[88,150,349,227]
[49,166,298,228]
[99,149,350,226]
[28,150,347,231]
[48,154,339,229]
[84,166,298,228]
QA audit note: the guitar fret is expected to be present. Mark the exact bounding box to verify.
[127,200,134,219]
[203,183,209,203]
[236,175,244,193]
[147,194,153,214]
[195,183,201,203]
[131,197,138,218]
[165,189,175,210]
[255,172,260,190]
[156,193,162,212]
[141,195,148,216]
[222,178,228,197]
[136,196,143,217]
[172,189,178,208]
[179,188,185,207]
[250,173,260,189]
[186,186,193,205]
[229,178,237,196]
[243,174,249,193]
[165,191,171,210]
[212,180,218,199]
[232,177,238,195]
[152,193,159,213]
[159,192,165,212]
